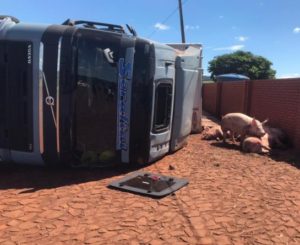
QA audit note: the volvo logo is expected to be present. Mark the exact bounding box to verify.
[45,96,55,106]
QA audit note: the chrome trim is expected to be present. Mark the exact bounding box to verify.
[39,42,44,154]
[42,72,57,128]
[56,37,62,153]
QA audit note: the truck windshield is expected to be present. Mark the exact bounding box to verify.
[74,33,120,164]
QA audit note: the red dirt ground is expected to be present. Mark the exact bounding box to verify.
[0,115,299,244]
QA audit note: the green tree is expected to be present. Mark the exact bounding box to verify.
[208,51,276,80]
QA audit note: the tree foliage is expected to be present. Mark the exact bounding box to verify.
[208,51,276,80]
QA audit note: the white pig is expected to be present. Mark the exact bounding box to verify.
[202,125,223,141]
[242,136,270,154]
[221,113,267,143]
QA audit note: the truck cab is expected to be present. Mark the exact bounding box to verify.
[0,16,202,166]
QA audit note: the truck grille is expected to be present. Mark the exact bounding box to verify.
[0,41,33,152]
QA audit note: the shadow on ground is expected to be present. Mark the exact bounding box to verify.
[210,141,300,169]
[0,163,144,193]
[210,141,240,151]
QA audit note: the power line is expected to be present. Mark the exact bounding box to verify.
[147,0,189,39]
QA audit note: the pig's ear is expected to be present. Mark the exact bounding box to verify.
[262,119,269,125]
[251,119,257,126]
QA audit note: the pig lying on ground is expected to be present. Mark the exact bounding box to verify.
[242,126,290,154]
[202,125,223,141]
[242,136,271,154]
[221,113,267,144]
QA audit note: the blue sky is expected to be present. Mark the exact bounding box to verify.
[1,0,300,78]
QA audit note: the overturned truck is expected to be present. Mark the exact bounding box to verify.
[0,16,202,166]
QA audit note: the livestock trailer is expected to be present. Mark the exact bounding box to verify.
[0,16,202,166]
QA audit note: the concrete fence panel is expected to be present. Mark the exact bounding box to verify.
[220,81,247,117]
[202,78,300,149]
[202,83,218,115]
[249,79,300,147]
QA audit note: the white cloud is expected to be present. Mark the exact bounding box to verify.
[185,25,200,30]
[277,73,300,79]
[235,36,248,42]
[293,27,300,34]
[213,45,245,51]
[154,22,170,31]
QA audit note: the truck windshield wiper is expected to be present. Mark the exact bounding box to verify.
[126,24,137,37]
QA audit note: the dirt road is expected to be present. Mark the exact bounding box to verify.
[0,118,299,244]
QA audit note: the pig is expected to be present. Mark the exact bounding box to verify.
[263,125,290,149]
[221,113,267,144]
[202,125,223,141]
[242,136,271,154]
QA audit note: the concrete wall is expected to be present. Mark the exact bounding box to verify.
[202,78,300,150]
[220,81,248,117]
[202,83,218,115]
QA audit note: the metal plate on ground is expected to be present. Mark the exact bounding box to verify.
[108,171,189,198]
